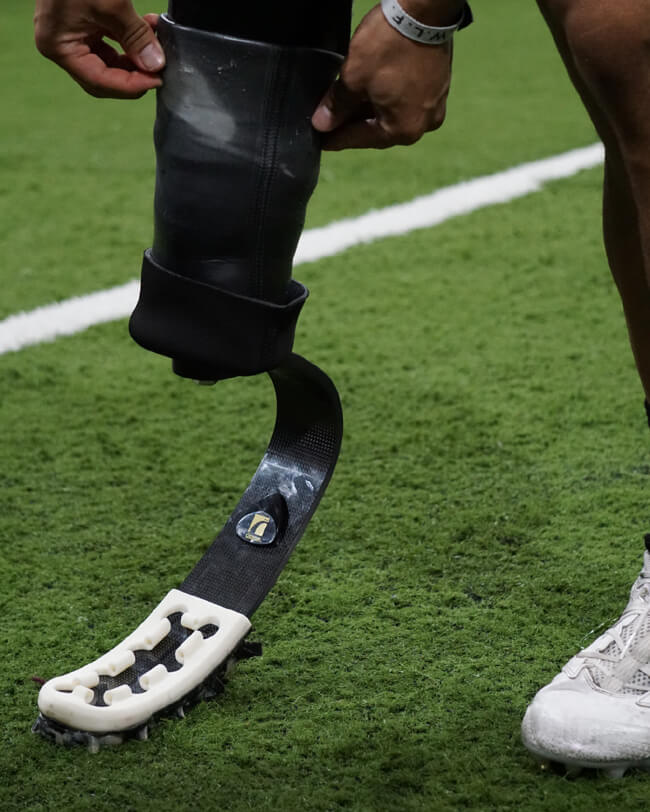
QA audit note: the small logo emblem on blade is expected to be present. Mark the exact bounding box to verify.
[236,511,277,545]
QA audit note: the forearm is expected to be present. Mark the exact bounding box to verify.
[400,0,466,26]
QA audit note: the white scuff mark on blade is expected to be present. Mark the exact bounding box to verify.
[163,62,236,145]
[0,143,604,357]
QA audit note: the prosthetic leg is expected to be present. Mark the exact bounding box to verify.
[33,7,348,749]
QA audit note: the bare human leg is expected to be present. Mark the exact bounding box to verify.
[538,0,650,401]
[522,0,650,775]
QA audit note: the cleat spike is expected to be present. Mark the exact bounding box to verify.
[236,642,263,661]
[102,734,123,748]
[176,706,185,719]
[564,765,584,779]
[602,765,627,779]
[223,657,238,679]
[136,726,149,741]
[87,736,100,754]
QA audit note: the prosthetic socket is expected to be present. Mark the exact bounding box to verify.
[129,16,343,381]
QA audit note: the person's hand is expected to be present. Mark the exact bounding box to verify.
[312,4,453,150]
[34,0,165,99]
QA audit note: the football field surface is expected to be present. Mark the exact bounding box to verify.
[2,1,649,809]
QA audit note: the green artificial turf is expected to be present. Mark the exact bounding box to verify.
[2,0,649,809]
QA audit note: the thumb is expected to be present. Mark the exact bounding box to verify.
[312,76,365,132]
[106,5,165,73]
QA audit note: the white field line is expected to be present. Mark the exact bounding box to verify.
[0,142,604,357]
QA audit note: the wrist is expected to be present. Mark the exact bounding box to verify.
[380,0,471,45]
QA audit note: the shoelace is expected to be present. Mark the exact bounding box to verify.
[574,566,650,693]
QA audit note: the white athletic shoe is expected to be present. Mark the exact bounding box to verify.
[522,538,650,777]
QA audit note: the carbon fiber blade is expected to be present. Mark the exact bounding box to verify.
[180,353,343,616]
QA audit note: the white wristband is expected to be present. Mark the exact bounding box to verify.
[381,0,464,45]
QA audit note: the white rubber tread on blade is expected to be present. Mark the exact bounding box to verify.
[37,589,250,734]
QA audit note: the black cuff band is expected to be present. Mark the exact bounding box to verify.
[129,251,309,381]
[459,3,473,30]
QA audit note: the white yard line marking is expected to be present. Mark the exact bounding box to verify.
[0,284,140,355]
[0,143,604,357]
[295,143,604,263]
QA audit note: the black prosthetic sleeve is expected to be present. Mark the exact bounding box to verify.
[167,0,353,54]
[129,16,343,381]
